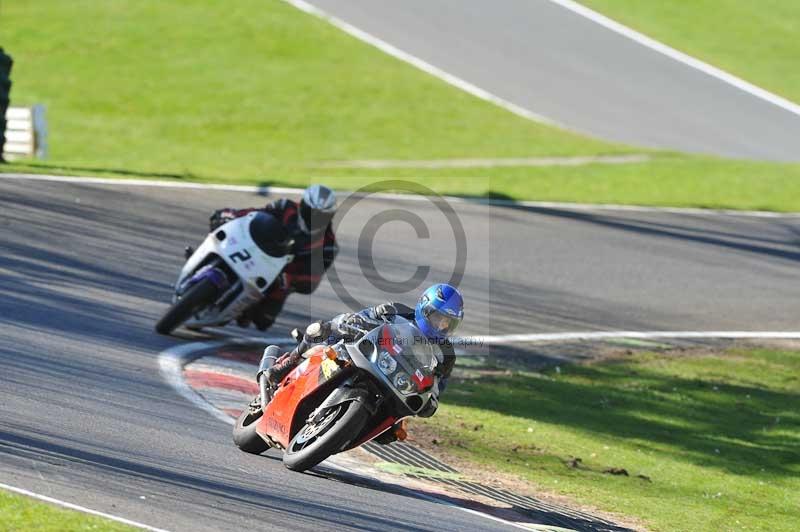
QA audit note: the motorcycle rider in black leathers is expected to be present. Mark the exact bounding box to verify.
[208,184,338,331]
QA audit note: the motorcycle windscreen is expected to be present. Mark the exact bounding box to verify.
[369,318,440,394]
[249,212,290,257]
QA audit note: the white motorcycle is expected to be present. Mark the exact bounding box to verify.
[156,212,293,335]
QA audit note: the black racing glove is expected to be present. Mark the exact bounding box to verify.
[236,300,277,331]
[373,302,415,320]
[337,313,380,338]
[374,303,400,319]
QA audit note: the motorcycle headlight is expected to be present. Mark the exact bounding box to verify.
[394,372,415,395]
[377,352,397,375]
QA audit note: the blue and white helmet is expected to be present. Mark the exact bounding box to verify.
[415,284,464,341]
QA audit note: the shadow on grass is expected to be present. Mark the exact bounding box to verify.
[446,355,800,478]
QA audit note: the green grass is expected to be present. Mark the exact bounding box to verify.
[581,0,800,105]
[0,489,137,531]
[419,349,800,531]
[0,0,624,172]
[2,0,800,211]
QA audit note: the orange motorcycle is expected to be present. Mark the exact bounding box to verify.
[232,317,441,472]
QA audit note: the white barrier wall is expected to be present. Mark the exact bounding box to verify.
[3,104,47,160]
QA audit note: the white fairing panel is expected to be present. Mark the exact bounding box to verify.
[175,213,292,327]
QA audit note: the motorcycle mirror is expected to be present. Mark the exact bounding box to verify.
[291,328,303,343]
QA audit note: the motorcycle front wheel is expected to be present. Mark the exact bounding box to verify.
[233,397,271,454]
[155,278,219,335]
[283,398,369,472]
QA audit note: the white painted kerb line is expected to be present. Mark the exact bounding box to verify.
[161,331,800,352]
[0,172,302,195]
[285,0,800,120]
[159,341,236,426]
[458,331,800,346]
[546,0,800,117]
[281,0,563,128]
[4,173,800,219]
[157,335,293,426]
[0,482,170,532]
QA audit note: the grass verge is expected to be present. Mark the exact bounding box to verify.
[2,0,800,211]
[7,156,800,212]
[0,488,137,531]
[415,348,800,531]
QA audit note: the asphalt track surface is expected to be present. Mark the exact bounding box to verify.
[2,179,800,530]
[302,0,800,161]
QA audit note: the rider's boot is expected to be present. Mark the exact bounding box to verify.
[251,311,275,332]
[257,345,282,382]
[263,350,303,386]
[259,320,330,387]
[374,420,408,445]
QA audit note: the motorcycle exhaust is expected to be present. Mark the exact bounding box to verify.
[259,374,269,412]
[258,345,283,411]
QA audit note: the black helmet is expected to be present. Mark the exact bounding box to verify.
[298,184,336,234]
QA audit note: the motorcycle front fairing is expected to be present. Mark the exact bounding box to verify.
[258,319,442,451]
[345,318,442,418]
[175,212,293,328]
[335,318,442,448]
[259,345,354,448]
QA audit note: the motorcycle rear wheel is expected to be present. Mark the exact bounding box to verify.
[283,398,369,472]
[155,278,219,335]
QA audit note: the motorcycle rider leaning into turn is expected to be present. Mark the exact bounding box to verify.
[208,184,338,331]
[260,283,465,443]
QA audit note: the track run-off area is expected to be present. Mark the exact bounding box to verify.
[2,174,800,530]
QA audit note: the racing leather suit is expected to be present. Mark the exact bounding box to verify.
[266,302,456,419]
